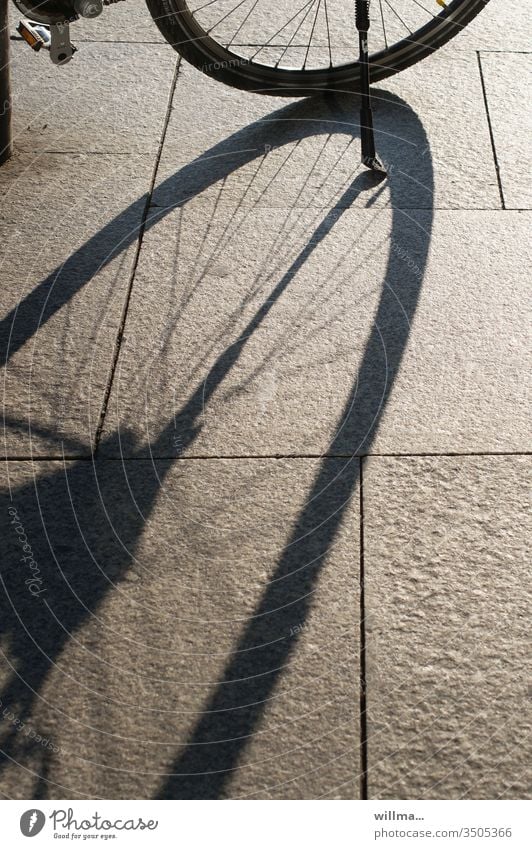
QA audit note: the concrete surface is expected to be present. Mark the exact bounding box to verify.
[98,207,530,458]
[9,41,176,153]
[364,455,531,800]
[480,52,532,210]
[155,55,500,210]
[0,0,530,801]
[0,151,156,457]
[0,457,359,799]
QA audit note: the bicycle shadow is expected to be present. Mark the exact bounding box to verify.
[0,89,432,373]
[0,90,433,798]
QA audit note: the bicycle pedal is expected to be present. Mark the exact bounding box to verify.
[17,19,77,64]
[17,19,50,51]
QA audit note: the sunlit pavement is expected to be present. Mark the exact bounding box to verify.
[0,2,530,799]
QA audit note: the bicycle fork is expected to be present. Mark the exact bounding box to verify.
[355,0,386,173]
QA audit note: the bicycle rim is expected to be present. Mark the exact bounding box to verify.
[147,0,489,94]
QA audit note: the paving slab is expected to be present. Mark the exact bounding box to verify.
[7,0,419,54]
[154,53,499,210]
[0,457,359,799]
[453,2,531,52]
[99,206,531,458]
[9,41,176,153]
[0,150,155,457]
[162,1,405,64]
[480,52,532,210]
[74,1,165,42]
[77,2,530,58]
[7,0,529,53]
[70,0,532,54]
[363,455,531,800]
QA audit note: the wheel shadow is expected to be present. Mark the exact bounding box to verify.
[0,89,434,798]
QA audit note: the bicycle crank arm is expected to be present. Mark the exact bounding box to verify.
[17,18,77,64]
[355,0,386,174]
[12,0,121,64]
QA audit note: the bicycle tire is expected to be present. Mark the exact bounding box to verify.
[145,0,489,96]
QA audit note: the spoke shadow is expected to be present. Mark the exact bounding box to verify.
[0,89,433,798]
[155,108,434,800]
[0,90,433,373]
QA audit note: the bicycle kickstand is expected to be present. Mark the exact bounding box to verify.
[356,0,386,173]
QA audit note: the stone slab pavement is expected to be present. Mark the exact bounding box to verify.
[0,0,530,799]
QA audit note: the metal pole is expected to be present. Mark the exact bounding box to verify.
[0,0,13,164]
[355,0,385,173]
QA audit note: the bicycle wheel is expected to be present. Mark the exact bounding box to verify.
[145,0,488,95]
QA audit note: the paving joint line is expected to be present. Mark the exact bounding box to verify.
[40,150,158,156]
[359,456,368,800]
[92,57,182,455]
[476,51,506,210]
[145,204,529,212]
[2,451,531,463]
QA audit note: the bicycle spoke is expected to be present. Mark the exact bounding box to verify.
[186,0,450,70]
[227,0,262,48]
[250,0,316,63]
[273,1,319,69]
[193,0,234,14]
[408,0,438,18]
[383,0,413,36]
[379,0,389,50]
[323,0,333,67]
[303,0,323,69]
[205,0,254,36]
